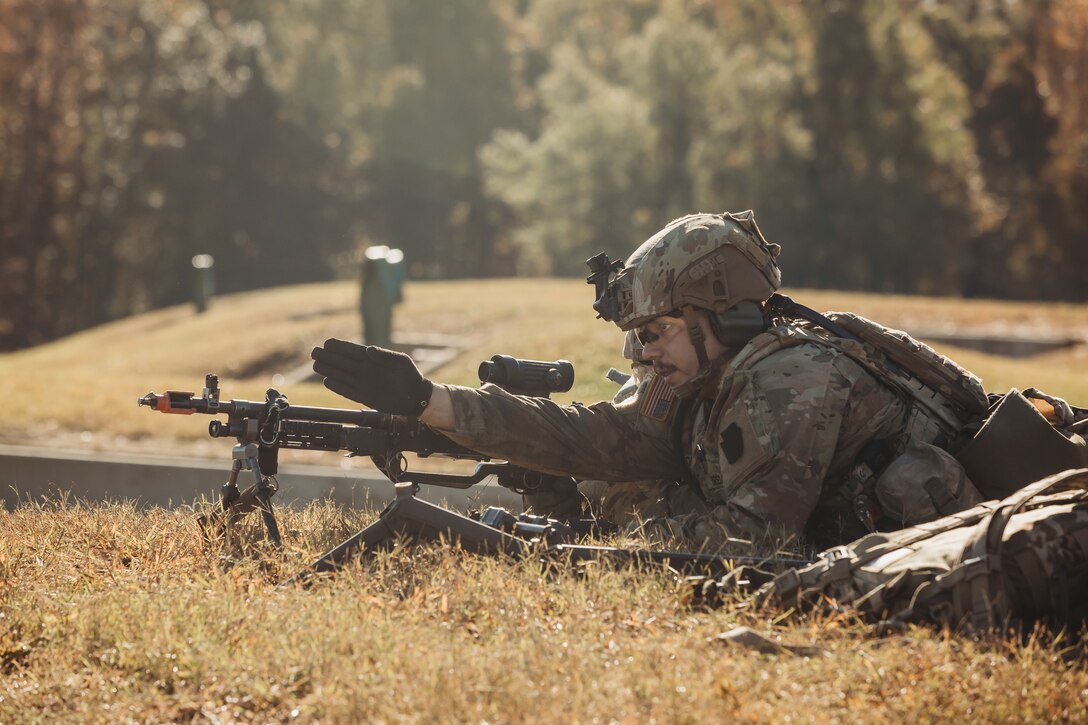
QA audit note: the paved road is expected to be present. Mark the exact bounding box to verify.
[0,443,520,512]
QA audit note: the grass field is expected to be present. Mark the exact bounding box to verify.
[1,280,1087,722]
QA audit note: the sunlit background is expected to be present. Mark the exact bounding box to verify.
[2,0,1086,351]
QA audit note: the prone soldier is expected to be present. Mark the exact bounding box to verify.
[311,211,1076,551]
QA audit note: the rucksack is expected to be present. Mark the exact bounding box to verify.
[749,467,1088,632]
[770,294,1087,520]
[956,387,1088,499]
[769,293,991,446]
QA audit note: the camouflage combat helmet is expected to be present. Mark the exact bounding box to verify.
[591,211,782,331]
[587,211,782,397]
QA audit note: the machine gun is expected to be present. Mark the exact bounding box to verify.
[138,355,577,546]
[140,354,811,584]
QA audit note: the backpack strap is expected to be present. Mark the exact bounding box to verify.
[765,293,864,344]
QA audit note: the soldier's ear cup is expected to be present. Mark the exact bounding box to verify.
[709,301,768,348]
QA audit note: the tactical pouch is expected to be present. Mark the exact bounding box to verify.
[874,442,983,526]
[956,389,1088,500]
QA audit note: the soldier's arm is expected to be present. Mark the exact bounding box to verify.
[424,380,687,483]
[419,384,455,428]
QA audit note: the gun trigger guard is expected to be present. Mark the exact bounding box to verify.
[394,453,408,479]
[374,451,409,482]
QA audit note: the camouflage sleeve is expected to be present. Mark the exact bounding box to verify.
[644,345,907,548]
[429,379,687,482]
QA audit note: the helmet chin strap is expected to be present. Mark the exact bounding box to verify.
[671,306,729,399]
[682,306,709,369]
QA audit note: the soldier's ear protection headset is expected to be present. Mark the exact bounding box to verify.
[707,300,768,348]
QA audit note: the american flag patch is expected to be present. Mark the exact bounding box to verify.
[639,375,676,421]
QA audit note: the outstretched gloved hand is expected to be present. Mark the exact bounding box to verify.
[311,338,433,417]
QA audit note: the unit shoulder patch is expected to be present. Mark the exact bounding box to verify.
[720,422,744,464]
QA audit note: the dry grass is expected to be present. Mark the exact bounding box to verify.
[2,500,1086,723]
[2,283,1088,721]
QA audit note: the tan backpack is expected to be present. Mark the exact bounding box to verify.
[751,468,1088,631]
[771,294,1087,517]
[768,294,990,445]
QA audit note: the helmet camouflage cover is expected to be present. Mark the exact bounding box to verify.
[594,211,782,331]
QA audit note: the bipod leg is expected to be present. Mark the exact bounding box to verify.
[197,443,282,547]
[280,482,532,587]
[254,474,282,547]
[197,458,245,544]
[236,442,282,547]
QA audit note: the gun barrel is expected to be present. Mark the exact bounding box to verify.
[139,390,389,427]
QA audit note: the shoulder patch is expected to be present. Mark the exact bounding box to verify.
[720,422,744,464]
[639,375,676,421]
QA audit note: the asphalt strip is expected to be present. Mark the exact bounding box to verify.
[0,443,519,512]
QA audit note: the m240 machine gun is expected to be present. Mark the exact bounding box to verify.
[140,354,810,584]
[137,355,577,547]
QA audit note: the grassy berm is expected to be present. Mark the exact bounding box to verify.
[2,279,1087,722]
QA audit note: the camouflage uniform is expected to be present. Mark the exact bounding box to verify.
[434,318,913,550]
[432,212,980,550]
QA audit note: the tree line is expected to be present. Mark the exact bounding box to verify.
[2,0,1085,350]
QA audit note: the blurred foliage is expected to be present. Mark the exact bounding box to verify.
[2,0,1086,350]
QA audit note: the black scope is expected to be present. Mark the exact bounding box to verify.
[478,355,574,397]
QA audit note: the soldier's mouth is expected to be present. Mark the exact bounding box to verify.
[653,363,676,379]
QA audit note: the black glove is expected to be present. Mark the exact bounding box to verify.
[311,338,434,417]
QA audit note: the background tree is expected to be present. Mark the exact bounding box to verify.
[923,0,1088,300]
[795,0,982,293]
[1,0,265,346]
[481,45,656,275]
[689,0,815,270]
[261,0,522,279]
[2,0,1085,351]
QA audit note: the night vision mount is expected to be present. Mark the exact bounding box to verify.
[585,252,625,322]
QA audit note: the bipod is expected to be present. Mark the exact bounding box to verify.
[282,481,532,586]
[282,481,815,588]
[197,441,283,546]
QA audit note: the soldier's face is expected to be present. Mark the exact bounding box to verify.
[636,312,726,389]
